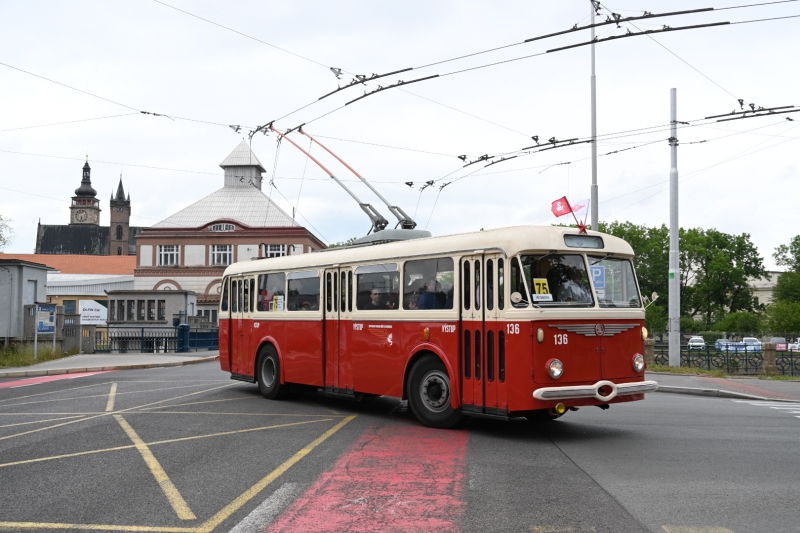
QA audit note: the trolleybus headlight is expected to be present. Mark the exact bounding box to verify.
[547,359,564,379]
[641,326,648,340]
[633,353,645,372]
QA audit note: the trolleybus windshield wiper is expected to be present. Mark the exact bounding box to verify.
[590,253,613,265]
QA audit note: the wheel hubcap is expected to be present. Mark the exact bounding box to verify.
[262,358,276,387]
[419,370,450,413]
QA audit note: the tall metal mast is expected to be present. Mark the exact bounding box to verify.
[590,0,599,231]
[300,128,418,230]
[269,125,389,234]
[668,88,680,368]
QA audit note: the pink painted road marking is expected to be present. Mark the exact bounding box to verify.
[269,425,469,533]
[0,372,113,389]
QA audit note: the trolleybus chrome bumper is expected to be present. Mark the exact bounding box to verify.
[533,380,658,402]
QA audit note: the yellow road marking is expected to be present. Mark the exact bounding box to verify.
[661,526,733,533]
[304,399,340,415]
[2,383,218,408]
[115,416,196,521]
[197,415,356,533]
[136,397,248,410]
[106,383,118,412]
[0,381,112,404]
[0,383,235,442]
[0,522,196,531]
[133,411,346,418]
[0,418,333,470]
[0,415,85,428]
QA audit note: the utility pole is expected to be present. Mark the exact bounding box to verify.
[668,88,681,367]
[590,1,599,231]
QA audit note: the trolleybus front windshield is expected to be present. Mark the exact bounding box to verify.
[519,254,594,307]
[587,256,641,308]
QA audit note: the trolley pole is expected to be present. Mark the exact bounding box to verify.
[668,88,681,367]
[590,1,599,231]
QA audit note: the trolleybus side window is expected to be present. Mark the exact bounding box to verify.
[462,261,471,310]
[257,273,286,312]
[287,271,320,311]
[587,256,641,308]
[243,279,250,313]
[474,260,481,310]
[347,271,353,312]
[340,271,347,312]
[220,278,229,312]
[510,257,528,308]
[498,258,505,310]
[486,259,494,311]
[403,257,454,310]
[355,263,399,311]
[520,254,594,307]
[231,280,239,313]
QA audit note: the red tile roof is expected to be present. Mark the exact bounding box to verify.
[0,254,136,275]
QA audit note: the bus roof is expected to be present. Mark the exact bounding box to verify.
[223,225,635,276]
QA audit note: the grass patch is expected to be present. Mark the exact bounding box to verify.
[758,374,800,381]
[647,364,727,378]
[0,345,70,369]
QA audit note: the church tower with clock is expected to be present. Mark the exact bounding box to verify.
[69,161,101,225]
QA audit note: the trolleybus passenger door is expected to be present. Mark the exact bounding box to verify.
[483,254,504,414]
[460,255,484,410]
[337,268,354,391]
[323,268,342,391]
[230,275,247,376]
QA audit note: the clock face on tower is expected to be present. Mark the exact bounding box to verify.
[75,209,88,222]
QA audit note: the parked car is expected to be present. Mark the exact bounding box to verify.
[770,337,788,351]
[715,338,732,351]
[687,336,707,350]
[788,338,800,351]
[742,337,762,352]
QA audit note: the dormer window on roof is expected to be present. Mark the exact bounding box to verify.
[211,223,236,232]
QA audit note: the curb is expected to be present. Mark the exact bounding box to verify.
[0,355,220,379]
[654,385,800,402]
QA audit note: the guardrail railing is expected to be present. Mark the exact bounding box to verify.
[95,326,218,353]
[653,346,800,376]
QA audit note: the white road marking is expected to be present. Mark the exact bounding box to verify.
[731,400,800,419]
[228,482,305,533]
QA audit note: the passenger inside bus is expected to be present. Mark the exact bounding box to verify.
[357,272,400,310]
[403,257,454,310]
[557,267,592,303]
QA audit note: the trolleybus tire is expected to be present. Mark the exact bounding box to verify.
[256,345,289,400]
[407,355,462,429]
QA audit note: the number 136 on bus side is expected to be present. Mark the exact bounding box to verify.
[219,225,658,428]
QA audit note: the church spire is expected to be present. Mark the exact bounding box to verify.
[115,175,126,201]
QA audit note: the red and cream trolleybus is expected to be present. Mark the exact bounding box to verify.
[219,225,658,428]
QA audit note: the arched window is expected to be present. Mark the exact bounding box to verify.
[116,225,123,240]
[117,247,122,255]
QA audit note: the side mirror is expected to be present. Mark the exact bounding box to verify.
[511,292,523,304]
[644,292,659,309]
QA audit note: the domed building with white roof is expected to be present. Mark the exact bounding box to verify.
[132,140,325,322]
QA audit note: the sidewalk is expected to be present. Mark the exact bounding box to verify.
[0,351,220,379]
[648,371,800,402]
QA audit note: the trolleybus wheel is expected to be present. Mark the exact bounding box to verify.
[407,355,462,429]
[256,345,288,400]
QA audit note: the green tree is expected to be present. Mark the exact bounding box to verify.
[680,316,703,333]
[0,215,11,250]
[773,271,800,303]
[680,228,766,326]
[600,221,669,303]
[765,301,800,333]
[328,237,357,249]
[645,303,667,333]
[715,311,762,333]
[773,235,800,272]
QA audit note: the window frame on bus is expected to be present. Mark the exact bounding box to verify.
[355,263,400,312]
[286,270,321,312]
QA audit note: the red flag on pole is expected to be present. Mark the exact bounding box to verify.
[551,196,572,217]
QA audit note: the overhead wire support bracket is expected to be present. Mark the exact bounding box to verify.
[483,155,518,168]
[524,7,714,43]
[345,75,440,106]
[715,108,800,122]
[705,105,794,119]
[269,125,389,234]
[299,127,419,229]
[318,68,414,100]
[546,21,730,54]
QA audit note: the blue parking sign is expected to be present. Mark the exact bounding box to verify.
[590,265,605,289]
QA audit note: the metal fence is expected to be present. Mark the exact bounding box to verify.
[654,346,800,376]
[776,350,800,376]
[654,346,763,374]
[95,326,218,353]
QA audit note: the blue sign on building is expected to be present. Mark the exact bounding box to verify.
[36,304,56,334]
[590,265,606,289]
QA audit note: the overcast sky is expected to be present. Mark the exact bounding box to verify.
[1,0,797,269]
